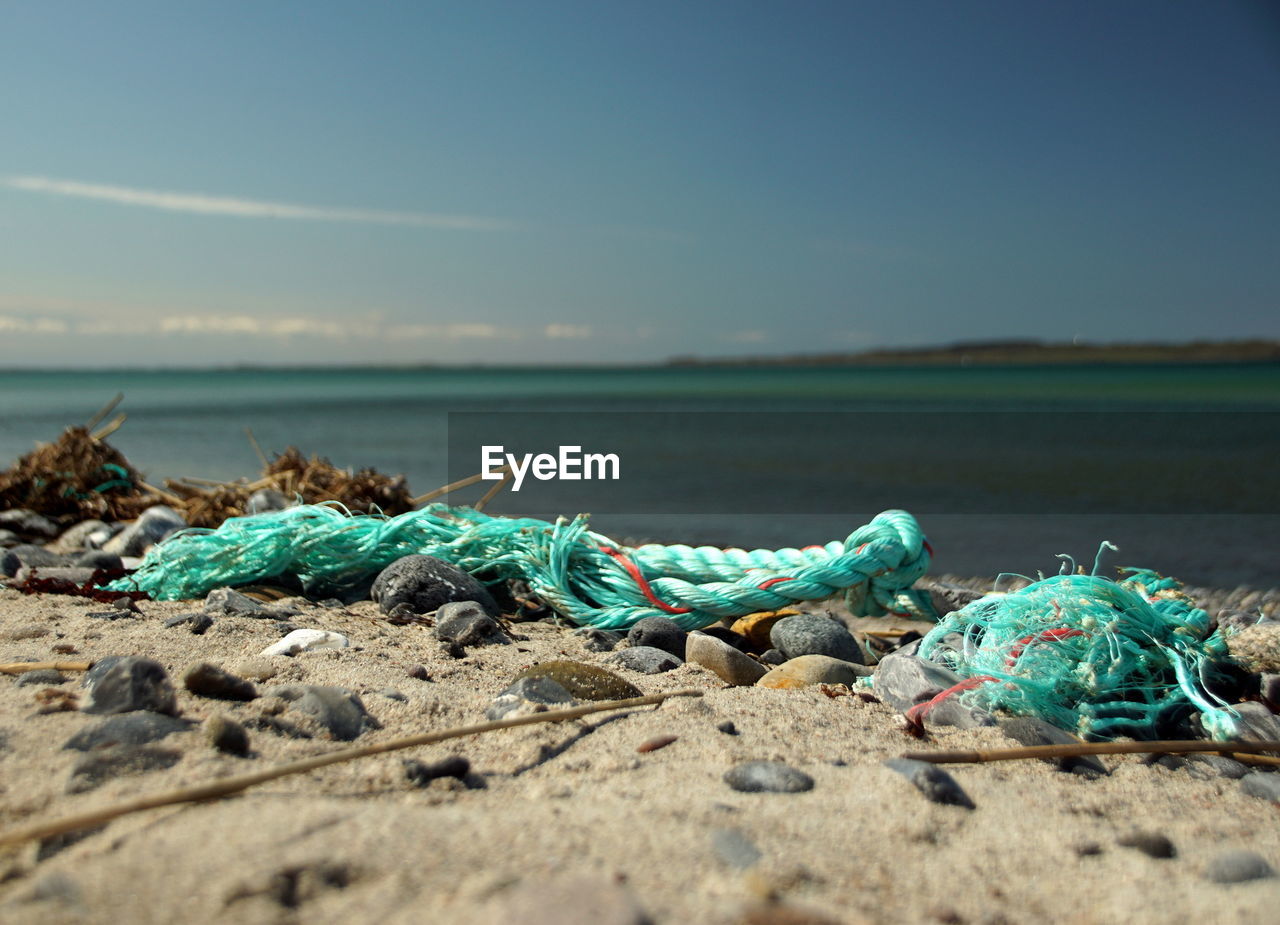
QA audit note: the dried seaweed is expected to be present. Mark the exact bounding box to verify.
[13,568,149,603]
[0,427,144,521]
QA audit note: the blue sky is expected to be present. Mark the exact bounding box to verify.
[1,1,1277,366]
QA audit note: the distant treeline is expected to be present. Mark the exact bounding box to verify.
[666,339,1280,368]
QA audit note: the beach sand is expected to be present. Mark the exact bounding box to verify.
[0,586,1278,925]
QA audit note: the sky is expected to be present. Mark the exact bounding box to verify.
[1,0,1277,367]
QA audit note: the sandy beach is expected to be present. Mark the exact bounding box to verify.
[1,572,1278,925]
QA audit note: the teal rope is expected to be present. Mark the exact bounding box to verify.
[106,503,930,631]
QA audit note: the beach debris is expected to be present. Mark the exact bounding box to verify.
[769,612,864,663]
[260,628,350,657]
[205,715,251,756]
[723,760,815,794]
[512,660,641,701]
[0,689,702,849]
[0,508,59,539]
[433,600,510,647]
[608,645,684,674]
[1,659,93,676]
[372,553,501,617]
[81,656,178,716]
[756,654,869,690]
[64,712,191,751]
[13,668,67,687]
[0,426,144,521]
[884,757,974,809]
[686,631,768,685]
[636,734,678,753]
[182,662,258,700]
[625,615,688,658]
[1203,851,1276,884]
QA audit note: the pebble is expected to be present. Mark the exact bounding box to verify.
[1117,831,1176,859]
[204,587,278,619]
[999,716,1107,777]
[49,518,108,552]
[576,627,623,652]
[434,601,510,647]
[265,684,379,740]
[1203,850,1276,884]
[74,549,124,571]
[403,755,470,786]
[512,660,641,701]
[64,711,191,751]
[230,657,279,682]
[102,504,187,556]
[260,629,350,657]
[205,715,251,756]
[1,543,65,576]
[712,827,763,870]
[884,758,975,809]
[756,654,870,689]
[0,528,18,547]
[625,616,688,659]
[379,688,407,701]
[1186,754,1251,779]
[486,676,577,721]
[1240,772,1280,802]
[0,509,59,539]
[729,610,794,651]
[760,648,788,665]
[15,668,67,687]
[183,662,258,700]
[17,566,99,585]
[724,760,815,794]
[407,664,431,681]
[66,744,181,794]
[371,554,499,617]
[872,650,965,713]
[1231,701,1280,741]
[189,613,214,634]
[608,645,683,674]
[770,613,864,664]
[686,632,767,686]
[717,720,739,735]
[81,656,178,715]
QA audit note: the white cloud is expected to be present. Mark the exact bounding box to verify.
[0,314,69,334]
[544,323,592,339]
[4,175,519,232]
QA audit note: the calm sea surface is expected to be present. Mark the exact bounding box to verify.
[1,364,1277,587]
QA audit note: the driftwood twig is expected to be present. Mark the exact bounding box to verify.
[0,661,94,676]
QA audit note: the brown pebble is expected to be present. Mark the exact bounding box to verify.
[637,734,678,753]
[407,664,431,681]
[51,643,78,655]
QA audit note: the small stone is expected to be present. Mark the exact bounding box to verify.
[577,628,623,652]
[66,744,181,793]
[873,650,965,713]
[49,518,108,552]
[711,827,762,870]
[183,662,258,700]
[0,509,59,539]
[625,616,688,659]
[371,554,499,617]
[717,720,739,735]
[404,755,470,785]
[1186,754,1250,779]
[999,716,1107,777]
[205,715,251,756]
[760,648,788,665]
[770,613,864,664]
[1241,771,1280,802]
[512,660,641,701]
[884,758,975,809]
[231,657,279,681]
[1,544,64,576]
[730,610,794,651]
[260,628,350,657]
[1117,831,1176,859]
[435,601,510,647]
[204,587,276,619]
[189,613,214,634]
[608,645,683,674]
[1203,850,1275,884]
[81,656,178,715]
[0,528,18,547]
[102,505,187,557]
[757,654,870,689]
[163,613,196,628]
[686,632,767,686]
[265,684,378,741]
[74,550,123,571]
[64,712,191,751]
[1231,701,1280,742]
[486,675,578,720]
[17,566,99,585]
[15,668,66,687]
[407,664,431,681]
[724,760,815,794]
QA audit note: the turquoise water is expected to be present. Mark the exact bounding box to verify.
[1,364,1277,586]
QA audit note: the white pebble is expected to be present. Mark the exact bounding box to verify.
[260,629,350,657]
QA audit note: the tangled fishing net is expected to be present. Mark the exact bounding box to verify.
[917,560,1241,741]
[107,503,931,630]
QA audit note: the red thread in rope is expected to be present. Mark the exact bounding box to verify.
[598,546,692,615]
[757,576,794,590]
[904,675,1000,727]
[1005,628,1086,668]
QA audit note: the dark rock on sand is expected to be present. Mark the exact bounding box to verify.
[1203,850,1275,884]
[434,601,510,647]
[204,587,277,619]
[685,632,767,686]
[626,616,688,659]
[513,660,641,701]
[486,676,577,721]
[205,715,251,756]
[884,758,975,809]
[74,549,124,571]
[404,755,470,785]
[770,613,864,664]
[66,744,182,793]
[0,509,59,539]
[1241,772,1280,802]
[51,518,108,552]
[82,656,178,715]
[1117,831,1176,859]
[1000,716,1107,777]
[1231,701,1280,742]
[609,646,683,674]
[1,544,65,576]
[371,554,499,617]
[16,668,67,687]
[577,627,624,652]
[723,760,815,794]
[64,711,191,751]
[183,662,258,701]
[266,684,379,741]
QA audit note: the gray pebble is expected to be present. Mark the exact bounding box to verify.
[1241,772,1280,802]
[379,688,408,702]
[266,684,379,741]
[74,550,123,571]
[189,613,214,634]
[0,509,58,539]
[16,668,67,687]
[1187,754,1251,780]
[403,755,470,786]
[723,760,815,794]
[1232,702,1280,742]
[1,543,65,576]
[205,715,251,756]
[626,616,687,659]
[371,554,499,617]
[81,656,178,715]
[64,711,191,751]
[52,518,108,552]
[66,744,181,793]
[183,662,258,701]
[0,528,19,547]
[873,650,965,713]
[1204,850,1275,884]
[717,720,739,735]
[577,628,623,652]
[770,613,864,663]
[759,648,787,666]
[434,600,510,647]
[204,587,276,619]
[608,645,683,674]
[1000,716,1107,777]
[486,676,576,721]
[102,504,187,557]
[1117,831,1176,859]
[711,827,763,870]
[884,758,975,809]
